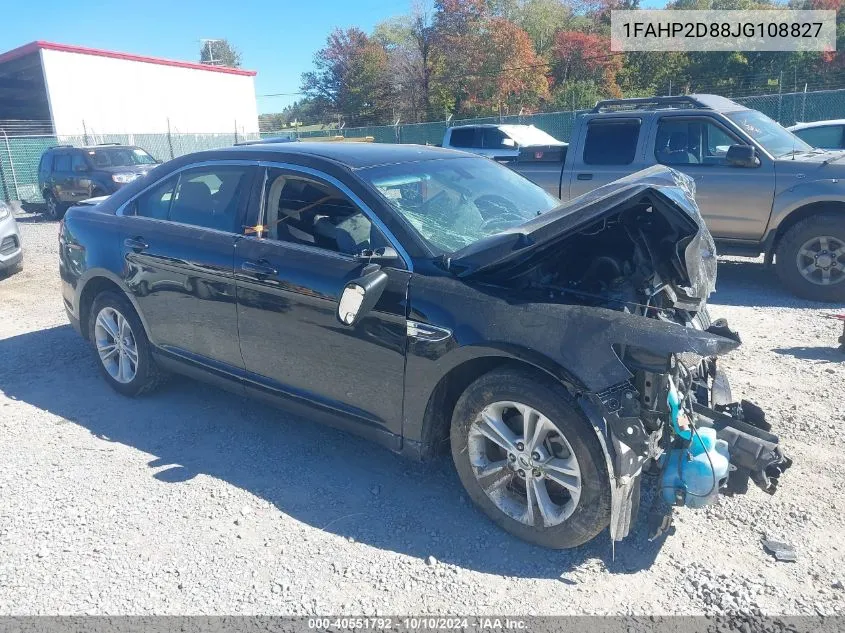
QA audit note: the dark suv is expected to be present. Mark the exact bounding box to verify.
[38,144,159,219]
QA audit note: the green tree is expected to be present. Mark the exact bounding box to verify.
[301,28,393,125]
[199,39,242,68]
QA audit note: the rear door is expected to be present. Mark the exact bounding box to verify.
[116,161,258,373]
[567,118,644,199]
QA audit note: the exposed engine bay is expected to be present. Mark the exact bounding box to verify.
[452,168,793,542]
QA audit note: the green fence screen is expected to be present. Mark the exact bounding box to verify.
[3,88,844,203]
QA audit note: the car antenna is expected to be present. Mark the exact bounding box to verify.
[792,125,796,160]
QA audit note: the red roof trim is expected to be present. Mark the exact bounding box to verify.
[0,41,257,76]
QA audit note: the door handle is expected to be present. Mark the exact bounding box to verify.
[123,237,148,252]
[241,260,278,277]
[576,173,593,181]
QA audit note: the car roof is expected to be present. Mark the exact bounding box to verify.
[223,141,468,168]
[48,144,141,151]
[788,119,845,131]
[450,123,519,129]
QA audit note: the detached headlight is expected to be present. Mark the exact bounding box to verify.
[0,201,10,220]
[112,173,139,184]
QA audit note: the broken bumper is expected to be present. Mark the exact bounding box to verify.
[579,355,792,543]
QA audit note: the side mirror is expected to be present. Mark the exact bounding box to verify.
[355,246,400,264]
[337,268,389,327]
[501,138,517,148]
[726,144,760,168]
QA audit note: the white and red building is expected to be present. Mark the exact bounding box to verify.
[0,41,259,136]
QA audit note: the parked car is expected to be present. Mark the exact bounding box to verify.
[787,119,845,150]
[59,143,789,548]
[38,144,160,220]
[442,124,567,161]
[0,200,23,276]
[510,95,845,302]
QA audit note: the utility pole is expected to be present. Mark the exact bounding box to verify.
[200,39,224,66]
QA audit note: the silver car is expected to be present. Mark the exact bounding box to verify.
[0,200,23,275]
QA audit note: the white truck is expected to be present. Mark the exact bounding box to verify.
[441,124,567,162]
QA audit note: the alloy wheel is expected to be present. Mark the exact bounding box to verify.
[94,307,138,384]
[467,400,582,528]
[796,235,845,286]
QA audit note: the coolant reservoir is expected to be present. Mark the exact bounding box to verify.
[661,427,730,508]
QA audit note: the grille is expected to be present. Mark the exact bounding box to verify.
[0,235,18,255]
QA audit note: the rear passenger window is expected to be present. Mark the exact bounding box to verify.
[481,128,508,149]
[583,121,640,165]
[449,128,477,148]
[53,154,71,172]
[169,167,251,232]
[795,125,844,149]
[127,166,251,231]
[130,176,178,220]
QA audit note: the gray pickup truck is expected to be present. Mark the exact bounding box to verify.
[511,95,845,302]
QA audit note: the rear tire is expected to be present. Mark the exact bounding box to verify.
[88,291,167,396]
[450,368,611,549]
[775,214,845,302]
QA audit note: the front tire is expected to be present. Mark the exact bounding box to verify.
[450,368,611,549]
[88,291,166,396]
[775,214,845,302]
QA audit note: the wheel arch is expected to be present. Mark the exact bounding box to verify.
[767,201,845,260]
[77,271,150,341]
[415,350,586,460]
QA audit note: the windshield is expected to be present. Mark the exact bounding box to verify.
[86,147,157,168]
[360,156,560,254]
[726,110,812,157]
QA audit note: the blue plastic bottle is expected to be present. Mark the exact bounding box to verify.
[662,378,731,508]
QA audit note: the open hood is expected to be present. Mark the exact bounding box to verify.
[448,166,718,308]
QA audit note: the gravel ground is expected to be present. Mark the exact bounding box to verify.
[0,212,843,617]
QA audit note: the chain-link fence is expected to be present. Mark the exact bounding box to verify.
[0,129,261,204]
[4,87,845,203]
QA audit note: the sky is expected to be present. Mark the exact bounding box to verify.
[0,0,665,115]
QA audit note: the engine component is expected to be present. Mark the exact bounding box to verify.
[661,427,730,508]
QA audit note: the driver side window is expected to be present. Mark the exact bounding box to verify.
[655,119,740,166]
[261,170,387,256]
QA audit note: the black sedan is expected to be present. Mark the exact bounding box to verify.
[59,143,789,548]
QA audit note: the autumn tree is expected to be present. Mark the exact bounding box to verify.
[431,0,490,115]
[471,18,550,113]
[551,31,622,97]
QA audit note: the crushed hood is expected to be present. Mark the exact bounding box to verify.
[448,166,718,305]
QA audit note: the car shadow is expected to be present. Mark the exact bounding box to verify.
[772,346,844,362]
[711,258,844,309]
[0,324,666,578]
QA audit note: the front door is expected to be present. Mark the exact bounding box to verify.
[234,166,409,437]
[116,162,257,371]
[652,116,776,241]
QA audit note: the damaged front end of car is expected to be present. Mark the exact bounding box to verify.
[451,165,792,542]
[582,333,792,543]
